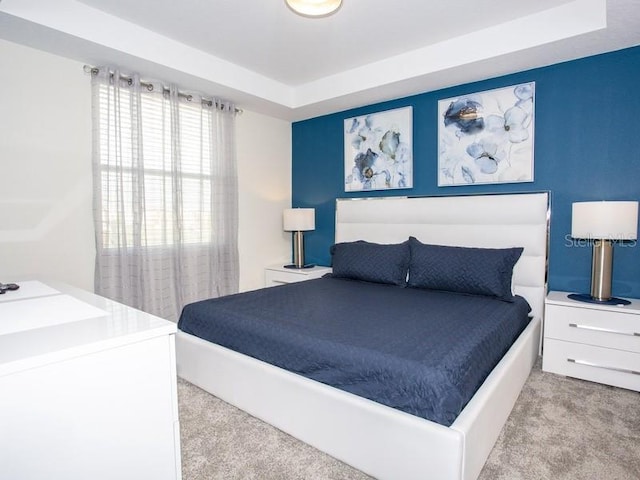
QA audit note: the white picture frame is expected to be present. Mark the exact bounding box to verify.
[438,82,535,186]
[344,106,413,192]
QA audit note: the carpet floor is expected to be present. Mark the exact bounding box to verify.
[178,360,640,480]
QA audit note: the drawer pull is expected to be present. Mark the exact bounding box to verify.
[567,358,640,375]
[568,323,639,337]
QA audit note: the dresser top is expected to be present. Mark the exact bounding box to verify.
[0,281,176,376]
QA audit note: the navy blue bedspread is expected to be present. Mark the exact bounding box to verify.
[178,277,531,426]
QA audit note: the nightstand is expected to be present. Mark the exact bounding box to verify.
[542,291,640,391]
[264,264,332,287]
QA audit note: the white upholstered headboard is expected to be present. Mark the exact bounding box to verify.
[335,192,550,321]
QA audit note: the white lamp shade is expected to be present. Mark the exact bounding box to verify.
[285,0,342,17]
[571,201,638,240]
[283,208,315,231]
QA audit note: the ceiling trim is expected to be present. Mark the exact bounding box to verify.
[0,0,618,121]
[294,0,606,107]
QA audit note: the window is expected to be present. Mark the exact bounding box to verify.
[91,68,239,320]
[96,84,214,248]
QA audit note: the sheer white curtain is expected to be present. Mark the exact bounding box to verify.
[91,67,239,321]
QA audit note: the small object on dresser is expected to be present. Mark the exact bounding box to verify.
[0,283,19,294]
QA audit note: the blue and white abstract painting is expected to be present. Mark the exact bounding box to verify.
[438,82,535,186]
[344,106,413,192]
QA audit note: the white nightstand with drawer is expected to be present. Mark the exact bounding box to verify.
[264,264,332,287]
[542,291,640,391]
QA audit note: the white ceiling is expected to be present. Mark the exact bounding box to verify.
[1,0,639,121]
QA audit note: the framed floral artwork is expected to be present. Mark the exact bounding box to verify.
[344,106,413,192]
[438,82,535,186]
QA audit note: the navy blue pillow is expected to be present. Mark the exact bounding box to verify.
[329,240,410,286]
[407,237,523,301]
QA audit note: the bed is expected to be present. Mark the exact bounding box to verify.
[176,192,549,480]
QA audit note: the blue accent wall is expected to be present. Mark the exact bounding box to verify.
[292,46,640,299]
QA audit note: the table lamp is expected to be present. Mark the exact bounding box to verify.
[283,208,315,269]
[569,201,638,305]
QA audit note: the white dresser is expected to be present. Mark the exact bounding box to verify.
[264,264,332,287]
[0,281,181,480]
[542,290,640,391]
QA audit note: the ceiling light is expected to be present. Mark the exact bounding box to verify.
[285,0,342,17]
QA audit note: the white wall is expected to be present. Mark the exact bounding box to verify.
[0,38,290,294]
[236,110,292,291]
[0,39,94,290]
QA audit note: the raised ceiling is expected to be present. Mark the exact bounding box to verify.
[1,0,639,121]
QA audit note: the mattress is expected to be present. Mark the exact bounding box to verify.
[178,276,531,426]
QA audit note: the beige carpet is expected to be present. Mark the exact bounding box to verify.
[178,360,640,480]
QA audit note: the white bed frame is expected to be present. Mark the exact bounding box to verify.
[177,192,549,480]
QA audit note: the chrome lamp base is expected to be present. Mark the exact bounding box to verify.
[569,239,630,306]
[283,230,315,269]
